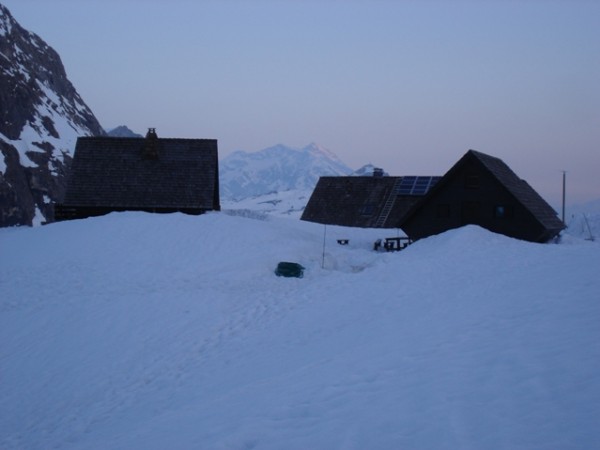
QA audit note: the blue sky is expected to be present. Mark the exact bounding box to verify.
[4,0,599,206]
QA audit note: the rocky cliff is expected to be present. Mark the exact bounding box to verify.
[0,4,104,226]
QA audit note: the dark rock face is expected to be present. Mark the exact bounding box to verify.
[0,4,104,226]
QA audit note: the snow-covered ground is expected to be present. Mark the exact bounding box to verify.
[221,188,311,219]
[1,212,599,449]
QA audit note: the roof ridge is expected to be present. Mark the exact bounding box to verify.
[78,136,217,142]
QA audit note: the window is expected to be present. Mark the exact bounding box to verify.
[494,205,514,219]
[436,204,450,218]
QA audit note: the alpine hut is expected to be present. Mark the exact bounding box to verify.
[55,128,220,221]
[398,150,565,242]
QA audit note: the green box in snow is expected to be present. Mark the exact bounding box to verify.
[274,262,305,278]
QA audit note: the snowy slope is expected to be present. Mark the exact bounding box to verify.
[1,213,599,449]
[221,188,312,219]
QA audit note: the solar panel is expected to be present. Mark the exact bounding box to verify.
[396,176,441,196]
[397,176,416,195]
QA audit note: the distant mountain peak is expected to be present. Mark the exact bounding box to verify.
[352,164,389,177]
[106,126,142,138]
[301,142,347,165]
[220,143,353,201]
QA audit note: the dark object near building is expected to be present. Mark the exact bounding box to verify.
[399,150,565,243]
[275,262,305,278]
[383,236,413,251]
[55,129,220,221]
[301,174,440,228]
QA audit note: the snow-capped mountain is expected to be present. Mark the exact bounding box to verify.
[219,143,355,217]
[0,4,104,226]
[220,143,353,201]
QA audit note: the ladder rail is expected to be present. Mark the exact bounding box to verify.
[374,178,403,227]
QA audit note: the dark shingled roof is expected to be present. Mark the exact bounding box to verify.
[469,150,563,232]
[301,176,438,228]
[62,133,219,211]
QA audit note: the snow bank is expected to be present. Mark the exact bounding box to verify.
[1,213,599,449]
[566,212,600,242]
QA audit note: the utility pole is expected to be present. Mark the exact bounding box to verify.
[321,224,327,269]
[562,170,566,224]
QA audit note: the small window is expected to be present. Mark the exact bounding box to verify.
[494,205,514,218]
[464,174,479,189]
[437,204,450,218]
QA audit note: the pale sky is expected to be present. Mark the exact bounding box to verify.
[4,0,599,207]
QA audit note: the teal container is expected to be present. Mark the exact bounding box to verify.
[274,262,305,278]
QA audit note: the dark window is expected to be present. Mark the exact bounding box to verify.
[437,204,450,218]
[464,174,479,189]
[494,205,514,218]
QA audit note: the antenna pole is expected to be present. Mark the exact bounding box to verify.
[322,224,327,269]
[562,170,566,224]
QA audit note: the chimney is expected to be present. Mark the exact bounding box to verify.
[143,128,159,159]
[373,167,384,177]
[146,127,157,139]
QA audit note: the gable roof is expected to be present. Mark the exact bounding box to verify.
[468,150,563,231]
[399,149,564,235]
[62,133,219,211]
[301,175,440,228]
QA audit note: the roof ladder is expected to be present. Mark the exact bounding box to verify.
[374,178,403,228]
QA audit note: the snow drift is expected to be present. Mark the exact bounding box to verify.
[1,212,599,449]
